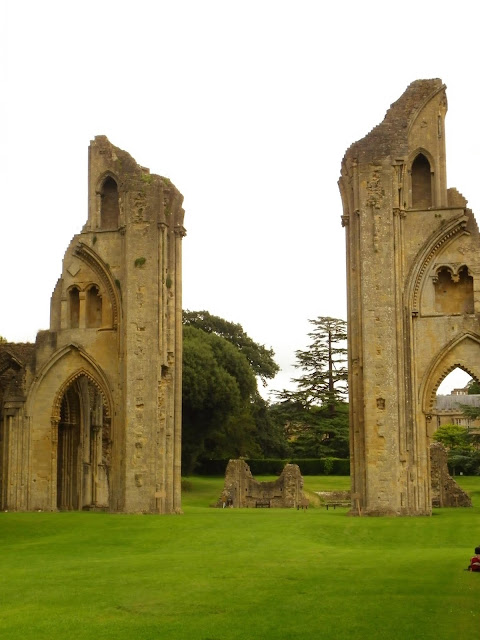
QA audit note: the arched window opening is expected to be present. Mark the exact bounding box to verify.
[434,266,473,315]
[437,368,472,397]
[57,375,111,511]
[57,386,81,510]
[69,287,80,328]
[86,286,102,328]
[100,177,119,229]
[435,370,480,432]
[412,153,432,208]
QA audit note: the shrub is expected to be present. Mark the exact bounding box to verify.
[194,457,350,476]
[181,479,194,492]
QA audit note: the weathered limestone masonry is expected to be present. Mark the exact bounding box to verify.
[430,442,471,508]
[339,79,480,515]
[217,459,307,508]
[0,137,186,513]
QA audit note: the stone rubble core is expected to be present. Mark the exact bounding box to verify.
[0,136,186,513]
[430,442,471,507]
[339,79,480,515]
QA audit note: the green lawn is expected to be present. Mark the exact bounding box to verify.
[1,476,479,639]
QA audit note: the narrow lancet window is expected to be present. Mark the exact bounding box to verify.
[412,153,432,208]
[69,287,80,328]
[100,177,119,229]
[86,286,102,328]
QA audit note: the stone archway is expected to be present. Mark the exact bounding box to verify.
[420,335,480,440]
[55,373,111,511]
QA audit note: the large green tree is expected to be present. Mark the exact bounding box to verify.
[182,325,261,473]
[182,311,286,471]
[433,423,470,450]
[183,310,279,386]
[274,317,349,458]
[433,423,480,475]
[467,378,480,395]
[249,391,291,459]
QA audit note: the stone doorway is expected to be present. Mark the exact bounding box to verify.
[56,375,111,511]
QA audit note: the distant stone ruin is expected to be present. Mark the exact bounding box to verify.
[430,442,471,507]
[217,459,307,508]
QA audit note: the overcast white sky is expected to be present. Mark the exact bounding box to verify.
[1,0,478,397]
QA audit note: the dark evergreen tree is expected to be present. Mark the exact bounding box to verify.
[274,317,349,458]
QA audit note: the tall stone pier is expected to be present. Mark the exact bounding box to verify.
[0,137,185,513]
[339,80,480,515]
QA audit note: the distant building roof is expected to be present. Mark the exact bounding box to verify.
[435,394,480,411]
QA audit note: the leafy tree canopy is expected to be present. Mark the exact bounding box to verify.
[182,325,260,473]
[183,310,279,386]
[432,423,480,475]
[467,378,480,395]
[432,423,470,450]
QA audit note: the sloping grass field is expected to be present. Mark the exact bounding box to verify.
[1,476,480,639]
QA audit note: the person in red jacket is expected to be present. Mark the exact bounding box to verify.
[467,547,480,572]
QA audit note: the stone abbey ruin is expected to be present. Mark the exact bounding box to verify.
[0,136,185,513]
[340,79,480,515]
[1,79,478,516]
[217,459,307,509]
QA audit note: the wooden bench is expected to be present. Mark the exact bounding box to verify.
[323,501,350,510]
[255,500,271,508]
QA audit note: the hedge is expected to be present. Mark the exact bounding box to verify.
[194,457,350,476]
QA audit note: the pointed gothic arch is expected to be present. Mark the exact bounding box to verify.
[406,212,470,313]
[73,243,121,329]
[53,369,112,510]
[52,366,112,422]
[406,147,437,209]
[99,175,120,229]
[420,333,480,414]
[411,152,432,208]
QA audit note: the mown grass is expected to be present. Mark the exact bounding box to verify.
[1,476,479,639]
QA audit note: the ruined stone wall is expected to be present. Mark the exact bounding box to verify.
[217,459,307,508]
[430,442,471,507]
[0,343,36,510]
[0,138,185,514]
[339,79,480,515]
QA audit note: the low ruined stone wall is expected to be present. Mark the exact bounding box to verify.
[430,442,471,507]
[217,459,307,508]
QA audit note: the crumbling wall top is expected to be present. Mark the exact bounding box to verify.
[343,79,445,165]
[90,135,183,196]
[87,135,185,231]
[0,342,35,368]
